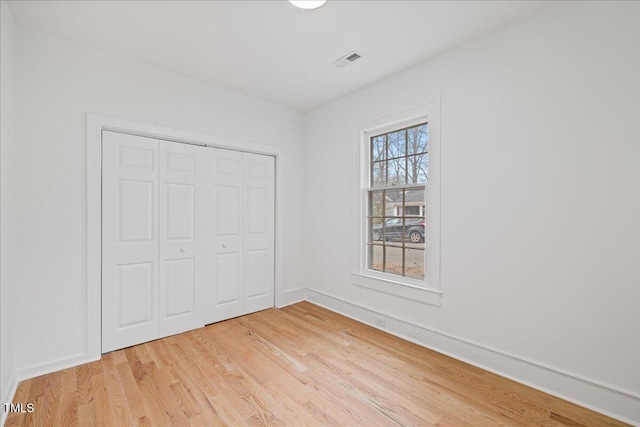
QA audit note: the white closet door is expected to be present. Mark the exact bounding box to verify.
[206,150,275,324]
[103,133,206,352]
[242,153,275,314]
[158,141,206,338]
[102,131,159,353]
[206,149,244,323]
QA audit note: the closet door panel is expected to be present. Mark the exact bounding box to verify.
[118,180,154,242]
[243,153,275,313]
[206,149,244,323]
[165,184,195,240]
[165,258,196,316]
[245,249,268,299]
[102,131,159,353]
[158,141,206,338]
[216,253,240,303]
[117,262,154,327]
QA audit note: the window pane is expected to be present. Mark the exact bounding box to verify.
[385,246,403,276]
[387,130,406,159]
[403,189,424,215]
[407,154,428,184]
[405,248,425,280]
[369,244,384,272]
[417,164,428,184]
[405,205,420,216]
[382,217,404,242]
[369,191,384,217]
[369,217,384,243]
[404,221,425,245]
[385,189,403,217]
[371,135,386,162]
[387,158,406,185]
[407,124,428,155]
[372,161,386,187]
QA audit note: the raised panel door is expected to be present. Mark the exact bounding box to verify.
[243,153,275,314]
[158,141,206,338]
[206,148,244,324]
[102,131,159,353]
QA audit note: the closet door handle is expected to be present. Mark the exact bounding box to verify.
[179,248,186,253]
[222,244,227,249]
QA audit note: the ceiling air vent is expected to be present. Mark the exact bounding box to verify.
[334,50,362,68]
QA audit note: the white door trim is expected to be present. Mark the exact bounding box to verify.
[87,113,284,358]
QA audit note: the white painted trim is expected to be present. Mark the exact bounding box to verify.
[277,288,306,308]
[87,113,285,359]
[15,353,100,386]
[86,116,102,361]
[304,288,640,425]
[352,97,442,298]
[351,273,441,306]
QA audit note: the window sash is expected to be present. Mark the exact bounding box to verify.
[366,186,425,277]
[369,122,428,189]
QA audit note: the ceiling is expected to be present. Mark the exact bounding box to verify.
[8,0,558,112]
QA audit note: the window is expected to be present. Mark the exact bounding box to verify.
[367,123,428,281]
[352,99,440,304]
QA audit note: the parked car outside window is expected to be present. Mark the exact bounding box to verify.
[371,218,424,243]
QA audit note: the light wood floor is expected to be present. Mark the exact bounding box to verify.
[6,302,628,426]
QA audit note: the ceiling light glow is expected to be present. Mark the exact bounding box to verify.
[289,0,327,10]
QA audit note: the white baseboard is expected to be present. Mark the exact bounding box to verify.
[15,353,99,385]
[277,287,306,308]
[304,288,640,426]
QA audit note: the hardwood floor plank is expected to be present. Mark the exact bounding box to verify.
[75,401,95,427]
[139,362,190,426]
[219,321,350,426]
[6,303,631,427]
[116,359,169,426]
[89,374,115,427]
[5,377,32,427]
[175,330,264,425]
[100,353,135,426]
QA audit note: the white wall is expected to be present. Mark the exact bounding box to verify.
[1,0,18,411]
[11,26,306,375]
[304,1,639,423]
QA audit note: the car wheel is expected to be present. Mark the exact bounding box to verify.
[372,230,382,241]
[409,230,422,243]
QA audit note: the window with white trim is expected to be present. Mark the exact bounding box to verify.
[367,123,428,282]
[353,100,440,302]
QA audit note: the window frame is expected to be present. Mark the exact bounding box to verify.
[351,99,441,305]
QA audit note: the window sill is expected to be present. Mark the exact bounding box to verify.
[351,273,442,306]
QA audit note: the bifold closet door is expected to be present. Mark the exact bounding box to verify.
[102,132,160,353]
[102,131,205,353]
[206,149,275,324]
[242,153,275,314]
[206,149,244,322]
[158,140,206,338]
